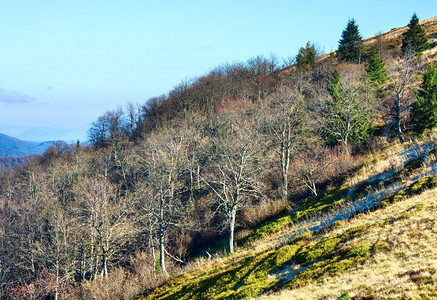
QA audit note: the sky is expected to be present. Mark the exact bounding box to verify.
[0,1,435,143]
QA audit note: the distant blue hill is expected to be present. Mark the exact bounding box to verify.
[0,133,59,158]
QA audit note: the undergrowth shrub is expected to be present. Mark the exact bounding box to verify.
[338,292,351,300]
[80,251,173,300]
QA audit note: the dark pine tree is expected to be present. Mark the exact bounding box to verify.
[337,19,363,63]
[401,14,429,56]
[412,64,437,134]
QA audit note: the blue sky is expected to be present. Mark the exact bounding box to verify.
[0,1,435,142]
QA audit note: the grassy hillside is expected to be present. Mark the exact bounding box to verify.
[133,16,437,300]
[316,16,437,62]
[2,14,437,300]
[138,132,437,300]
[138,17,437,299]
[259,188,437,299]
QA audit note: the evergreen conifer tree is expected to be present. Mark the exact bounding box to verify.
[337,19,363,63]
[323,71,372,152]
[327,69,343,99]
[412,64,437,133]
[364,54,388,99]
[401,14,429,56]
[296,41,317,71]
[365,55,388,87]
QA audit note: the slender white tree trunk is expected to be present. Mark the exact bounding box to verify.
[228,207,237,253]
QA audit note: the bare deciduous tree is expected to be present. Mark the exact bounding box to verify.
[292,145,335,197]
[135,128,190,275]
[264,85,306,201]
[202,114,265,253]
[74,176,134,279]
[389,49,417,143]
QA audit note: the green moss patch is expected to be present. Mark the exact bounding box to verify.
[372,241,391,253]
[245,214,293,244]
[244,185,350,246]
[377,175,436,208]
[289,230,313,245]
[286,242,371,289]
[338,292,351,300]
[295,237,341,264]
[141,242,304,299]
[292,186,349,221]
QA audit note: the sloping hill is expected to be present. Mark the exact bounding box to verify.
[135,16,437,300]
[355,15,437,52]
[138,133,437,299]
[258,188,437,299]
[2,13,437,299]
[316,16,437,62]
[0,133,57,158]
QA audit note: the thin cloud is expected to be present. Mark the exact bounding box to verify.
[0,89,35,104]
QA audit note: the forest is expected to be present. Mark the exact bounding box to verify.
[0,14,436,299]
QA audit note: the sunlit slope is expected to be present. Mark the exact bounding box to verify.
[137,16,437,300]
[138,134,437,300]
[258,186,437,299]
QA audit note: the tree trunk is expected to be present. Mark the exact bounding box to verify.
[395,94,404,143]
[197,165,200,189]
[159,195,166,275]
[79,246,85,282]
[303,177,318,197]
[151,246,157,278]
[228,208,236,253]
[311,181,318,197]
[148,222,157,277]
[55,263,59,300]
[280,139,290,201]
[101,251,108,279]
[190,169,193,199]
[159,225,166,275]
[342,141,350,156]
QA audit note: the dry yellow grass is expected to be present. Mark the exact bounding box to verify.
[256,188,437,300]
[138,17,437,299]
[140,140,437,300]
[346,131,437,187]
[364,16,437,47]
[314,16,437,67]
[175,137,437,298]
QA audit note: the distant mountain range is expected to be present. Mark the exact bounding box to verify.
[0,133,59,158]
[0,133,62,172]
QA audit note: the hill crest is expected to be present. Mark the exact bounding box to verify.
[0,133,58,158]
